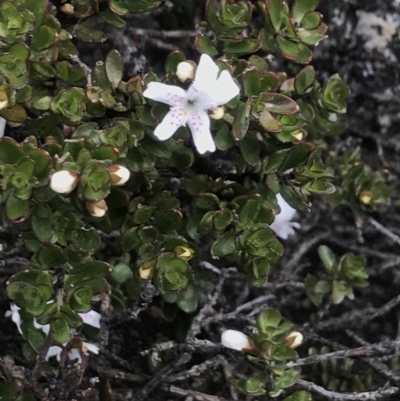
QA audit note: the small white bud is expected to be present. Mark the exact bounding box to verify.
[109,165,130,186]
[0,89,8,110]
[221,330,251,351]
[209,106,225,120]
[284,331,304,349]
[176,61,195,83]
[50,170,79,194]
[86,200,108,217]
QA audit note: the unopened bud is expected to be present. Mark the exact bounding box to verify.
[174,245,194,261]
[209,106,225,120]
[176,61,195,83]
[86,200,108,217]
[221,330,253,352]
[291,130,304,141]
[139,258,156,280]
[50,170,79,194]
[109,165,130,186]
[0,90,8,110]
[360,191,372,205]
[284,331,303,349]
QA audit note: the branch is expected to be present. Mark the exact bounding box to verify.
[297,379,399,400]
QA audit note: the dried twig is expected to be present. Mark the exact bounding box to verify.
[297,379,399,400]
[369,217,400,246]
[161,384,232,401]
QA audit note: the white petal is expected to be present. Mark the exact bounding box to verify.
[154,108,186,141]
[0,117,6,138]
[208,70,240,106]
[193,54,219,93]
[187,110,215,154]
[143,82,186,107]
[46,346,62,361]
[33,319,50,335]
[68,349,82,363]
[221,330,250,351]
[276,194,297,223]
[79,310,101,329]
[83,342,100,354]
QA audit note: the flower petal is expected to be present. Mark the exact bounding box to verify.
[193,54,219,93]
[143,82,186,106]
[79,310,101,329]
[187,110,216,154]
[83,342,100,354]
[45,346,62,361]
[209,70,240,106]
[154,108,186,141]
[0,117,6,138]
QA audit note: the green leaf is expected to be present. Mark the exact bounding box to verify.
[99,9,126,28]
[165,51,186,75]
[215,124,235,150]
[177,284,199,313]
[267,0,284,32]
[194,193,220,210]
[292,0,319,24]
[194,34,218,56]
[239,134,260,166]
[213,208,233,231]
[211,231,236,257]
[257,309,281,331]
[262,93,299,115]
[31,26,57,52]
[318,245,336,272]
[6,194,29,222]
[259,110,282,132]
[109,0,161,13]
[240,197,261,224]
[223,39,260,55]
[51,318,69,343]
[0,137,23,164]
[70,24,107,43]
[283,390,312,401]
[36,245,67,269]
[31,205,53,243]
[105,49,123,88]
[295,65,315,94]
[276,36,299,60]
[233,101,249,140]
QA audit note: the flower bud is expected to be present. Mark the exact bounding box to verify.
[174,245,194,261]
[360,191,372,205]
[86,200,108,217]
[139,258,156,280]
[221,330,252,352]
[50,170,79,194]
[284,331,304,349]
[209,106,225,120]
[176,61,195,83]
[0,90,8,110]
[109,165,130,186]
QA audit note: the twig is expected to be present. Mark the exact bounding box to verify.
[161,384,232,401]
[317,293,400,331]
[129,28,199,38]
[131,353,191,401]
[369,217,400,246]
[167,356,223,382]
[185,270,228,340]
[287,341,399,368]
[140,338,219,356]
[279,231,330,280]
[92,366,147,383]
[297,379,399,400]
[70,55,92,86]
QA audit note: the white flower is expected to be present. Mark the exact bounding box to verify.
[5,303,101,333]
[109,165,130,186]
[5,303,23,334]
[45,342,99,362]
[270,194,300,239]
[221,329,251,351]
[50,170,79,194]
[143,54,240,155]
